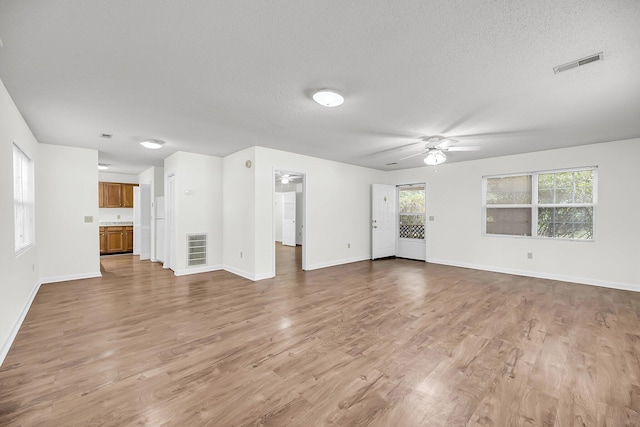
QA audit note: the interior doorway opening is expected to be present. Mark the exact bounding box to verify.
[273,169,306,276]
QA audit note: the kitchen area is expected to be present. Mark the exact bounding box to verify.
[98,181,137,254]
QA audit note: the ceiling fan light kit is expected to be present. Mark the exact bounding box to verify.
[312,90,344,107]
[424,149,446,166]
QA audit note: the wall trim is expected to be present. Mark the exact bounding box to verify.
[427,258,640,293]
[222,265,274,281]
[173,265,222,277]
[39,271,102,285]
[0,279,41,367]
[306,255,371,271]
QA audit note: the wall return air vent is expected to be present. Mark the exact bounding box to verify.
[553,52,603,74]
[187,233,207,267]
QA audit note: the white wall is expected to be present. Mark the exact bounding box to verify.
[164,152,223,275]
[98,172,138,184]
[274,192,283,242]
[295,190,303,245]
[98,208,134,222]
[37,144,101,283]
[254,147,386,278]
[386,138,640,291]
[0,78,41,364]
[222,147,256,279]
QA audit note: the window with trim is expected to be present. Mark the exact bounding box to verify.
[483,167,596,240]
[14,143,35,254]
[398,185,425,239]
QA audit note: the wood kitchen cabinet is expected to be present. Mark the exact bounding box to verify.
[100,227,106,253]
[122,184,135,208]
[124,226,134,251]
[100,226,134,254]
[98,183,104,208]
[105,226,125,252]
[98,182,139,208]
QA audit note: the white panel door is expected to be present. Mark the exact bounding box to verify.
[139,184,151,260]
[282,191,296,246]
[372,184,396,259]
[133,187,141,255]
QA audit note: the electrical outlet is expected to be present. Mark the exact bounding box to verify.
[240,251,243,259]
[84,216,93,223]
[348,243,351,248]
[429,216,435,221]
[117,214,121,219]
[527,252,533,259]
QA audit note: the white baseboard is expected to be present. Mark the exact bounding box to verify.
[173,265,223,277]
[39,271,102,285]
[427,258,640,293]
[0,279,41,367]
[222,265,274,281]
[305,255,371,271]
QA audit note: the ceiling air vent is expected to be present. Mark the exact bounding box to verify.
[187,233,207,267]
[553,52,603,74]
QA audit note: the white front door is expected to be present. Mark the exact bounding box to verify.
[282,191,296,246]
[372,184,397,259]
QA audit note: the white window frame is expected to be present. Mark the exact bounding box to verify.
[13,143,35,255]
[482,166,597,241]
[397,184,426,241]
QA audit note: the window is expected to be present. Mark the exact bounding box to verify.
[483,167,596,240]
[398,185,425,239]
[13,143,34,254]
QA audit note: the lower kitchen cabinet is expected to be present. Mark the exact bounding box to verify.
[100,226,134,254]
[124,227,134,252]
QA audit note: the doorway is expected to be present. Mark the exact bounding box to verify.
[371,183,426,261]
[396,184,426,261]
[273,170,306,275]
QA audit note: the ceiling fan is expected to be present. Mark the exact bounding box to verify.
[395,136,480,165]
[275,172,301,184]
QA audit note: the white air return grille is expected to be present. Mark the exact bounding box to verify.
[187,233,207,267]
[554,52,603,74]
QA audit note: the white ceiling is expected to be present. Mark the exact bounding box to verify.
[0,1,638,174]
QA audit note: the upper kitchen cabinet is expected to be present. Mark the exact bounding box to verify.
[99,182,139,208]
[122,184,135,208]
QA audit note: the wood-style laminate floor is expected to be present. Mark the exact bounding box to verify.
[1,246,639,426]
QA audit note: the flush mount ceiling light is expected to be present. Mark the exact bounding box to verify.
[424,149,447,166]
[98,163,110,170]
[312,90,344,107]
[140,139,164,150]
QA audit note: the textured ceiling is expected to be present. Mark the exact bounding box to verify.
[0,0,639,174]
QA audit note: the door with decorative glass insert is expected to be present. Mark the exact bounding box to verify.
[396,184,426,261]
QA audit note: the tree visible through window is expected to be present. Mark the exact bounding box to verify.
[398,186,425,239]
[483,167,596,240]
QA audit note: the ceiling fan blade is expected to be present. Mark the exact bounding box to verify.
[446,146,481,152]
[398,150,428,161]
[433,137,458,149]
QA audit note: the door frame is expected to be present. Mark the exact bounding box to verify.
[164,173,176,271]
[396,182,427,261]
[272,168,307,273]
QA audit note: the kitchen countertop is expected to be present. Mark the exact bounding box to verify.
[100,221,134,226]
